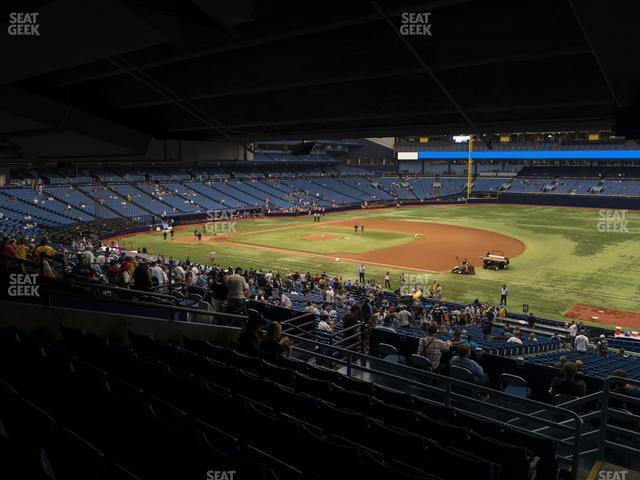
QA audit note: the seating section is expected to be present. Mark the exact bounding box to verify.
[0,325,557,480]
[78,186,149,218]
[44,186,120,219]
[279,289,561,358]
[2,163,640,228]
[183,182,242,209]
[108,184,170,215]
[527,350,640,379]
[136,183,203,213]
[0,189,79,226]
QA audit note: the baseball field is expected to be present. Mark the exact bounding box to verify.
[109,204,640,328]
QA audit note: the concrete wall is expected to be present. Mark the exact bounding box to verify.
[146,138,250,162]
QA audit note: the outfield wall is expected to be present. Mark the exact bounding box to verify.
[484,192,640,209]
[94,191,638,241]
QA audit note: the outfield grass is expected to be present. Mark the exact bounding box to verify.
[116,205,640,326]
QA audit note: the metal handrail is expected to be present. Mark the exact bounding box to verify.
[284,330,583,479]
[598,376,640,462]
[1,276,247,324]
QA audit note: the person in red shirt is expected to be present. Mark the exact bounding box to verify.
[2,239,19,258]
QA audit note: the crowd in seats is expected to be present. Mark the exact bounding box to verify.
[3,228,633,391]
[0,324,559,479]
[528,349,640,380]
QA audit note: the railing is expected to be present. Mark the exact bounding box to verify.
[284,330,584,479]
[281,314,364,352]
[477,374,640,474]
[0,273,247,326]
[598,376,640,465]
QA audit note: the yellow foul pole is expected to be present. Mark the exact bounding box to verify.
[466,135,473,202]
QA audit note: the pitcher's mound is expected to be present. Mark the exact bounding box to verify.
[300,234,337,241]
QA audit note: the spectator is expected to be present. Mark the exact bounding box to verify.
[463,333,478,350]
[596,334,608,357]
[507,333,523,345]
[237,310,264,353]
[33,237,55,261]
[450,343,488,385]
[481,315,493,340]
[342,304,362,331]
[450,329,462,347]
[552,356,568,369]
[317,313,334,333]
[375,316,395,332]
[610,369,640,408]
[133,259,153,291]
[259,321,292,357]
[568,321,578,347]
[227,267,249,314]
[396,306,411,327]
[280,291,292,309]
[549,361,586,398]
[574,330,589,353]
[2,239,19,258]
[208,271,228,312]
[324,286,335,304]
[417,325,451,372]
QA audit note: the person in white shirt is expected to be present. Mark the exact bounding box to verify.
[82,246,95,264]
[507,334,523,344]
[151,263,165,287]
[568,322,578,346]
[305,302,320,315]
[280,292,292,309]
[317,314,334,332]
[574,331,590,353]
[500,284,508,305]
[174,264,185,282]
[324,286,335,304]
[396,307,412,327]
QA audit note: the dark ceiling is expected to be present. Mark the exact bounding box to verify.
[1,0,640,152]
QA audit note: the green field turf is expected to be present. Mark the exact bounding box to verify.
[232,226,421,254]
[116,205,640,326]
